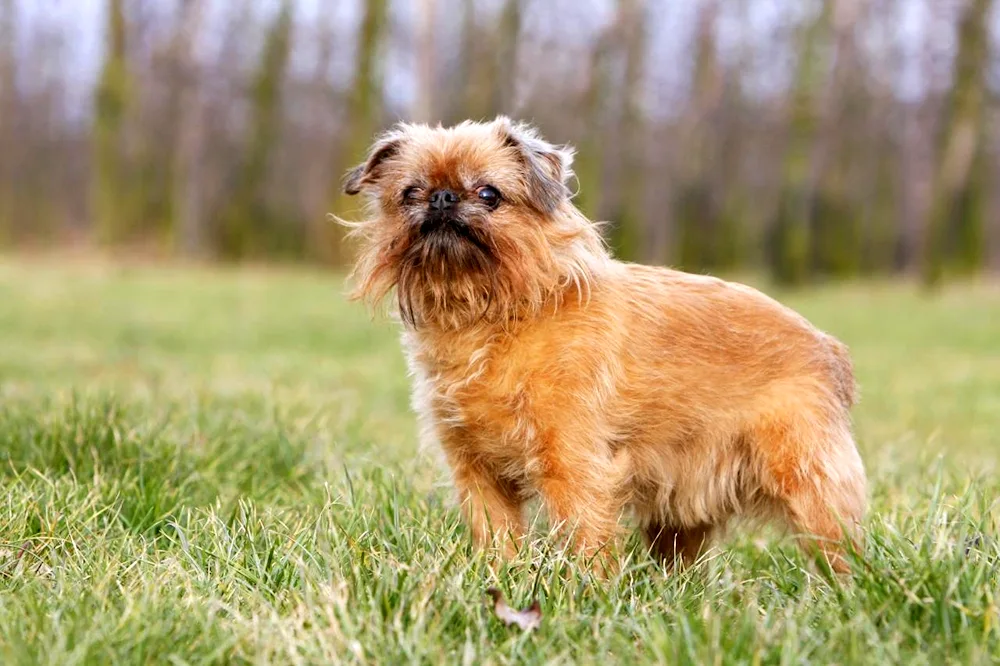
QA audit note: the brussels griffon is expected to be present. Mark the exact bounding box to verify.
[340,117,866,572]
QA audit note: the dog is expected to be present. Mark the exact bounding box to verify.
[340,117,866,573]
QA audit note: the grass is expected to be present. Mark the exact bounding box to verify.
[0,257,998,664]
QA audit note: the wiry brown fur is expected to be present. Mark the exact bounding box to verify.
[340,117,867,573]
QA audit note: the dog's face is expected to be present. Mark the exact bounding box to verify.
[342,117,602,329]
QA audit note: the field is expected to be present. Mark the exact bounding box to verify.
[0,258,998,665]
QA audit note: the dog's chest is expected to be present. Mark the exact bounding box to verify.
[406,335,537,460]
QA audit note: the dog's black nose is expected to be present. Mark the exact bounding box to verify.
[428,189,459,211]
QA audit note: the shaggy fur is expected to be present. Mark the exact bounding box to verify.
[340,117,867,573]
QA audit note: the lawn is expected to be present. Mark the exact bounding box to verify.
[0,258,998,664]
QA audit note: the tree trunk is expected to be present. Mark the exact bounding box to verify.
[989,121,1000,272]
[412,0,437,123]
[675,1,722,271]
[171,0,206,258]
[496,0,522,113]
[92,0,132,244]
[922,0,993,287]
[221,0,293,259]
[302,17,337,261]
[326,0,387,265]
[0,0,15,243]
[769,2,832,285]
[608,0,646,262]
[810,0,862,278]
[574,31,611,223]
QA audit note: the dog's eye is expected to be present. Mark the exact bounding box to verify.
[402,186,421,204]
[477,185,501,208]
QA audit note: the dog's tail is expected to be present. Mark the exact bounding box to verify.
[825,335,858,408]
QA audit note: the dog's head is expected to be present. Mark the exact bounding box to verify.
[340,117,606,329]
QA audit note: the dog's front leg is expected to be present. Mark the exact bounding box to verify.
[450,457,525,558]
[532,429,628,573]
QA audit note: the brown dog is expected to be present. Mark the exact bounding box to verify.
[341,117,866,572]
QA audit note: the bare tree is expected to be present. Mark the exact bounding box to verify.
[809,0,863,277]
[301,15,339,259]
[602,0,647,261]
[769,2,833,285]
[675,0,724,270]
[496,0,522,113]
[574,28,612,225]
[171,0,207,258]
[413,0,438,123]
[990,118,1000,272]
[0,0,995,281]
[923,0,995,286]
[92,0,132,244]
[0,0,15,241]
[326,0,388,263]
[220,0,294,258]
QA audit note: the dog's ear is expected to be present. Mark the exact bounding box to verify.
[493,116,575,213]
[343,129,407,195]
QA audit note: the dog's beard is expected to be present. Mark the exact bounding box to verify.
[395,213,501,328]
[350,205,605,331]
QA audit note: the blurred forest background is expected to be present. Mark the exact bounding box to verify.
[1,0,999,285]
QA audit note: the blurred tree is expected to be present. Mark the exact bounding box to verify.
[20,10,70,240]
[606,0,646,262]
[170,0,207,258]
[457,0,485,120]
[0,0,15,242]
[199,0,255,253]
[862,117,899,275]
[92,0,133,244]
[991,124,1000,272]
[0,0,995,278]
[769,3,828,284]
[923,0,994,287]
[897,0,937,276]
[326,0,387,264]
[574,31,611,224]
[675,1,726,271]
[457,0,520,119]
[220,0,294,258]
[496,0,522,113]
[302,15,338,254]
[810,0,862,279]
[413,0,438,123]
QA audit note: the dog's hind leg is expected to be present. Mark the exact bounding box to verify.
[752,411,866,574]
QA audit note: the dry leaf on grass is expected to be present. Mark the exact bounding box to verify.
[0,542,53,579]
[486,587,542,632]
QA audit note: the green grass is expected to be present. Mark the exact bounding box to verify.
[0,258,999,664]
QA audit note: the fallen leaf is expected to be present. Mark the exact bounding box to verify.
[486,587,542,632]
[0,543,53,579]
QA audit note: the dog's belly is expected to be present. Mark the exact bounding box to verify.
[624,430,764,529]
